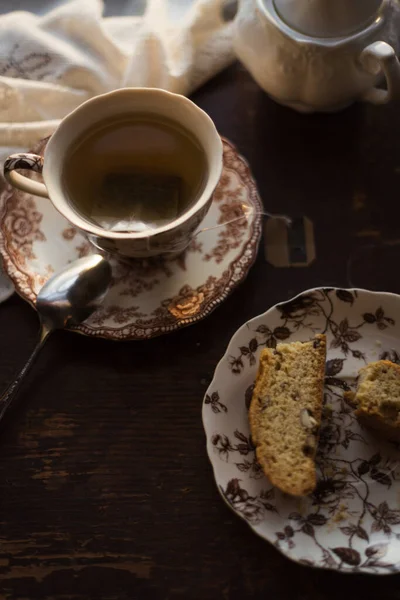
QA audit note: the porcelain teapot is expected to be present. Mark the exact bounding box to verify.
[233,0,400,112]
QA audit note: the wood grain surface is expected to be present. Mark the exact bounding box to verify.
[1,62,400,599]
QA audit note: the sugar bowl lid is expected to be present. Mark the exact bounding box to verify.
[270,0,384,38]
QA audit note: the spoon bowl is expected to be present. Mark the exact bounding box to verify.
[0,254,112,423]
[37,254,112,330]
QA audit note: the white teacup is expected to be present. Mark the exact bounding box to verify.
[4,88,223,259]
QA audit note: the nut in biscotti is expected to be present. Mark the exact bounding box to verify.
[300,408,318,432]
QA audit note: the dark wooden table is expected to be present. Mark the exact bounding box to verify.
[1,61,400,599]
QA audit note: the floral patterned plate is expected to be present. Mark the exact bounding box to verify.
[0,137,262,340]
[203,288,400,575]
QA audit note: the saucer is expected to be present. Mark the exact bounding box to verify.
[203,288,400,574]
[0,258,14,304]
[0,137,262,340]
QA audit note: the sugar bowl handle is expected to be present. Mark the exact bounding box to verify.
[3,153,49,198]
[360,41,400,105]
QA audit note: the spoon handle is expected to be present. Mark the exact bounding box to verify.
[0,324,52,422]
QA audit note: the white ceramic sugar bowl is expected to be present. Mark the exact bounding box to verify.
[234,0,400,112]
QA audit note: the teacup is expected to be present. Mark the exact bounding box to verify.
[4,88,223,259]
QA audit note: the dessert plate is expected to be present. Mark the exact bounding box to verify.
[0,137,262,340]
[203,288,400,574]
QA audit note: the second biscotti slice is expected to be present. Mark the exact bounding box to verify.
[346,360,400,441]
[249,334,326,497]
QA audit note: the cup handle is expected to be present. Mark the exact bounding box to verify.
[3,153,49,198]
[360,41,400,105]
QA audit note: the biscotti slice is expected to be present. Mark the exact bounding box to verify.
[346,360,400,441]
[249,334,326,497]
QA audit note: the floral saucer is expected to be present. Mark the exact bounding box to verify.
[0,138,262,340]
[203,288,400,575]
[0,258,14,304]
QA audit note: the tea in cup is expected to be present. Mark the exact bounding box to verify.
[4,88,223,258]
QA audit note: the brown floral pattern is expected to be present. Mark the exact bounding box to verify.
[212,430,262,479]
[168,287,205,318]
[2,194,45,266]
[62,227,77,241]
[203,288,400,574]
[168,278,221,319]
[227,289,395,374]
[204,391,227,414]
[204,154,252,264]
[0,137,262,340]
[75,242,92,258]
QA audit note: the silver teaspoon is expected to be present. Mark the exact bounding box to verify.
[0,254,112,422]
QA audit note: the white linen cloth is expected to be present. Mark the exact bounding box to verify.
[0,0,234,158]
